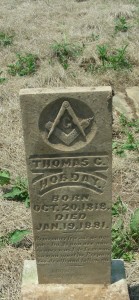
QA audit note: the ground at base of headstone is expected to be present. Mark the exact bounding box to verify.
[21,259,129,300]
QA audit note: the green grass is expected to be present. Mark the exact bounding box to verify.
[0,170,30,249]
[8,53,39,76]
[0,31,14,46]
[124,131,138,150]
[0,77,6,84]
[51,40,83,69]
[80,44,131,73]
[97,44,131,70]
[113,114,139,156]
[115,17,129,33]
[0,170,10,185]
[0,170,30,208]
[3,177,30,208]
[0,71,6,84]
[97,44,108,66]
[112,197,139,261]
[0,229,30,248]
[113,134,139,156]
[119,113,139,130]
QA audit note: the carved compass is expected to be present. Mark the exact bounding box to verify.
[39,98,96,151]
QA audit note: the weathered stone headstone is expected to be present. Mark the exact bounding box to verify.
[20,87,112,284]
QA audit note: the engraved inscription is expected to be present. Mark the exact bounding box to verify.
[45,101,93,145]
[35,236,111,264]
[35,221,109,231]
[33,189,111,233]
[39,98,97,151]
[29,154,111,272]
[33,201,109,212]
[29,154,109,195]
[30,156,108,170]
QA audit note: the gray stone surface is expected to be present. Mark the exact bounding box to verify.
[126,87,139,117]
[113,92,133,119]
[21,260,130,300]
[111,259,126,283]
[20,87,112,284]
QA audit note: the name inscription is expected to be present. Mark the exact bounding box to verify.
[29,154,109,195]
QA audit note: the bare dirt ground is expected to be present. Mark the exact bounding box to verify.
[0,0,139,299]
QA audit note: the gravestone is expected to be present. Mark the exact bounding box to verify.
[20,87,112,285]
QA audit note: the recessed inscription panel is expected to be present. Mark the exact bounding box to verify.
[30,153,111,283]
[20,87,112,284]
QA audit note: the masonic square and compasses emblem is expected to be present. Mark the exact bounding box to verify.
[39,99,96,151]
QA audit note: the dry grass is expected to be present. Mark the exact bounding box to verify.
[0,0,139,299]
